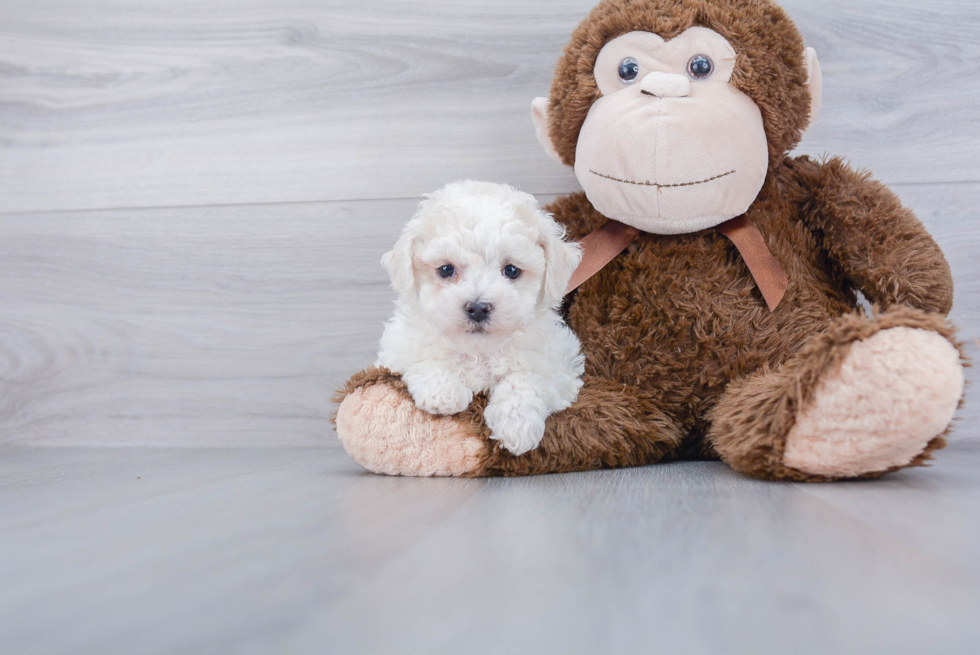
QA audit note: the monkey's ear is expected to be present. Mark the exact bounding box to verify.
[381,225,419,298]
[531,97,564,165]
[803,47,823,131]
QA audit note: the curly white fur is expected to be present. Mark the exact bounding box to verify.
[376,180,585,455]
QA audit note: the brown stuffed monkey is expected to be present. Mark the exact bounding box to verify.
[334,0,965,482]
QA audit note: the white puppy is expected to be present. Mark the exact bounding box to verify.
[376,180,585,456]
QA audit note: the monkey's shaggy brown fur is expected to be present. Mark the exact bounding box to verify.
[335,0,962,481]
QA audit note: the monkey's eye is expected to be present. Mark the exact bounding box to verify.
[437,264,456,279]
[618,57,640,84]
[687,55,714,80]
[502,264,522,280]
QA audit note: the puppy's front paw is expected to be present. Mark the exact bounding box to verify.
[404,372,473,416]
[484,399,546,456]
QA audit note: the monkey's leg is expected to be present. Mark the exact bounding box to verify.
[707,307,965,482]
[334,369,683,477]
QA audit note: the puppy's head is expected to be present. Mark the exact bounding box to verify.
[382,180,582,341]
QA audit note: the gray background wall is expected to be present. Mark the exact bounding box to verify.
[1,0,977,447]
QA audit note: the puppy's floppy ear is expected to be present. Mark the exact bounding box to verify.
[381,219,420,298]
[538,212,583,308]
[507,190,582,307]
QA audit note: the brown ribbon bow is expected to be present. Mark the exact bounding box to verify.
[565,215,788,312]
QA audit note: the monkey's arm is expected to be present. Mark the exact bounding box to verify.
[785,156,953,315]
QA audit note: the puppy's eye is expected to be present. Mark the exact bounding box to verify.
[502,264,522,280]
[618,57,640,84]
[687,54,714,80]
[437,264,456,279]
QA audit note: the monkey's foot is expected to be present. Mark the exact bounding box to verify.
[783,327,964,478]
[335,377,486,477]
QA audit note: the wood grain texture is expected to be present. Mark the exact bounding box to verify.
[0,186,976,447]
[1,0,978,213]
[1,443,979,654]
[0,199,408,446]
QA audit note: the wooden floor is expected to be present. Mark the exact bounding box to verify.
[1,1,978,653]
[3,442,980,654]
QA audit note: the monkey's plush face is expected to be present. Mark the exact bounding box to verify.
[575,27,769,234]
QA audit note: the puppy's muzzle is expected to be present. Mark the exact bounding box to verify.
[464,301,492,324]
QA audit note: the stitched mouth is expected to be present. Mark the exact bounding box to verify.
[589,169,736,189]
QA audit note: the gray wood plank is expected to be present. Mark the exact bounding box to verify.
[0,199,410,446]
[789,0,980,184]
[1,443,979,654]
[1,185,976,447]
[1,0,978,213]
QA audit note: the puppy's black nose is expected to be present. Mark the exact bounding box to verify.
[464,301,492,324]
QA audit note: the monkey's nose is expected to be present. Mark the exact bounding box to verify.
[639,72,691,98]
[464,301,492,324]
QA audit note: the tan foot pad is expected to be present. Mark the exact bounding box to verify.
[336,384,486,477]
[784,327,964,478]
